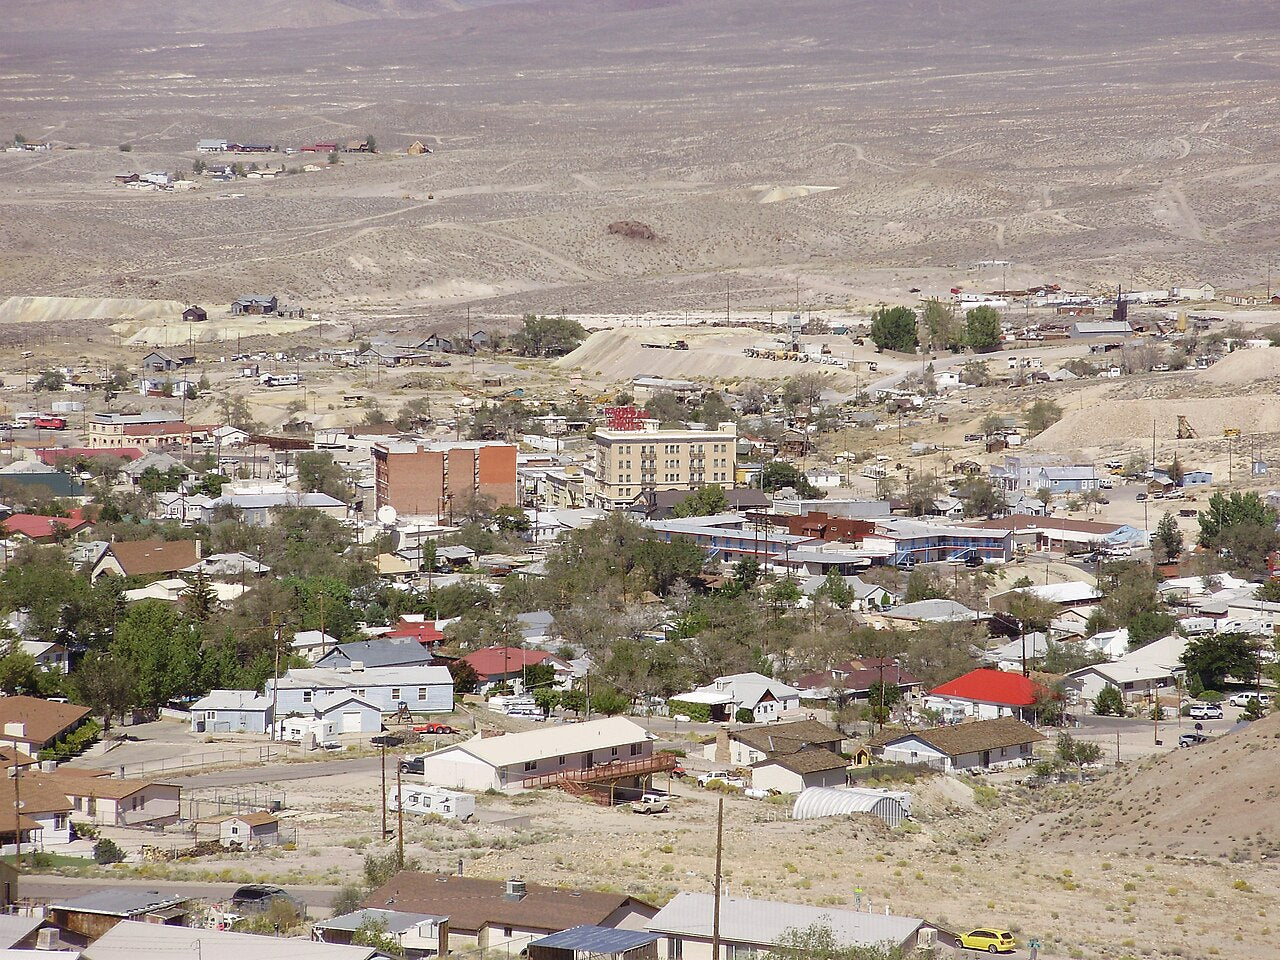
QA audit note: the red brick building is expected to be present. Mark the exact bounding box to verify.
[373,441,517,517]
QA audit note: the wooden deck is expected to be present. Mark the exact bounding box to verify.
[520,751,677,791]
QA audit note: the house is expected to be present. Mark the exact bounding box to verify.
[214,492,347,526]
[750,750,850,793]
[869,717,1045,772]
[924,668,1048,721]
[316,637,440,671]
[2,509,92,544]
[529,927,658,960]
[1066,634,1189,707]
[266,665,454,719]
[645,892,927,960]
[417,717,654,792]
[140,351,186,373]
[315,909,447,958]
[276,696,381,742]
[28,771,181,827]
[197,811,279,849]
[702,718,844,767]
[230,295,278,316]
[863,517,1014,566]
[181,305,208,323]
[122,451,192,486]
[6,774,75,851]
[182,551,270,579]
[792,660,922,704]
[672,673,801,723]
[388,784,476,821]
[83,919,378,960]
[459,646,571,694]
[92,539,200,582]
[49,891,193,944]
[20,640,69,674]
[878,598,982,626]
[384,617,447,645]
[196,140,228,153]
[928,495,965,519]
[292,630,339,662]
[212,425,250,448]
[362,872,657,955]
[189,689,274,734]
[0,696,91,753]
[406,141,433,155]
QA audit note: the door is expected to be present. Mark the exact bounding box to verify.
[341,711,363,733]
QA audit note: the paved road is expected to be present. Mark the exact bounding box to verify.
[175,755,383,787]
[19,875,342,911]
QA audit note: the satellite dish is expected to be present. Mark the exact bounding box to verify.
[377,505,398,526]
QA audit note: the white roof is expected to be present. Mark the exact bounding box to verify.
[997,581,1102,605]
[191,689,273,712]
[436,717,649,768]
[681,672,800,709]
[83,920,375,960]
[1070,634,1188,684]
[646,892,922,949]
[882,599,981,623]
[0,915,43,949]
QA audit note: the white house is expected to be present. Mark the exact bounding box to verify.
[197,811,280,849]
[750,751,849,794]
[418,717,654,792]
[674,673,801,723]
[20,640,68,674]
[871,717,1045,772]
[292,629,339,662]
[190,689,274,734]
[1067,634,1188,707]
[278,695,383,738]
[266,664,454,718]
[646,892,927,960]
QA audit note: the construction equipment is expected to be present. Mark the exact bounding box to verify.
[1224,427,1242,439]
[1176,416,1198,440]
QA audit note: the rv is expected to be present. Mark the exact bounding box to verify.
[387,785,475,821]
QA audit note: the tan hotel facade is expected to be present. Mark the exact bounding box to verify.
[591,422,737,509]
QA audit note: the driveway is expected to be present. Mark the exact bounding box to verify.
[19,875,341,912]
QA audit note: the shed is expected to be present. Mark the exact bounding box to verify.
[750,749,849,794]
[528,926,659,960]
[791,786,910,826]
[199,811,279,849]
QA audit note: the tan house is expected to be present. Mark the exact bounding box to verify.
[363,872,656,956]
[0,697,91,753]
[91,539,201,582]
[27,770,181,827]
[196,811,280,849]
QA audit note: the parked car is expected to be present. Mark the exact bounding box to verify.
[1228,691,1271,708]
[697,771,746,788]
[399,755,425,775]
[371,732,409,747]
[964,555,984,568]
[630,793,671,814]
[1178,733,1209,748]
[1188,702,1223,720]
[958,928,1015,953]
[1135,493,1147,501]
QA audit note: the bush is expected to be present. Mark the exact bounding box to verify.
[1093,685,1125,717]
[1200,690,1224,703]
[72,822,99,840]
[38,719,102,762]
[93,838,125,864]
[734,708,755,724]
[118,143,132,152]
[668,700,711,723]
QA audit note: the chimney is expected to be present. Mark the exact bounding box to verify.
[714,726,731,764]
[504,879,527,901]
[35,929,56,951]
[195,538,203,560]
[350,661,364,672]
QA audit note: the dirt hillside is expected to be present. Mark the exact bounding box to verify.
[1005,713,1280,860]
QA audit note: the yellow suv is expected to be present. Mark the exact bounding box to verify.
[959,929,1016,953]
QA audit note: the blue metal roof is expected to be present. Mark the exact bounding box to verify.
[529,926,658,953]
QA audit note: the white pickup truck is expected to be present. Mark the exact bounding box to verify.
[696,771,747,788]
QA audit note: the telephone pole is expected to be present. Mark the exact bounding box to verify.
[395,762,405,867]
[711,798,724,960]
[380,741,388,839]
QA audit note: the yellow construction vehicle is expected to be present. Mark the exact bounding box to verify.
[1224,427,1241,439]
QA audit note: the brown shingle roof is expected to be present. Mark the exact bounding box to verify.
[363,872,655,935]
[0,696,90,747]
[733,719,844,757]
[104,539,199,577]
[14,776,74,816]
[26,772,169,802]
[756,748,849,774]
[877,718,1045,758]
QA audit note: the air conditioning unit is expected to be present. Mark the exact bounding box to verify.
[916,928,937,948]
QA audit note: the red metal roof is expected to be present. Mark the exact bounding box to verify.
[461,645,550,678]
[384,619,445,645]
[929,668,1044,707]
[37,447,144,465]
[2,508,90,540]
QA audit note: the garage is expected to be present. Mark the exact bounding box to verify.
[341,711,363,733]
[313,695,383,735]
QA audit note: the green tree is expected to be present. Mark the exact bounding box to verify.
[868,306,918,353]
[0,641,42,695]
[71,652,137,732]
[1025,398,1064,436]
[109,601,202,710]
[815,569,854,609]
[734,556,761,590]
[448,659,479,694]
[672,484,729,518]
[1093,684,1124,716]
[296,451,351,499]
[330,886,363,917]
[590,687,630,716]
[1054,732,1103,778]
[920,300,961,352]
[34,370,66,392]
[759,463,822,499]
[963,305,1003,352]
[960,359,990,386]
[183,570,218,622]
[775,921,910,960]
[955,476,1003,518]
[1197,491,1278,547]
[364,134,377,153]
[532,687,561,716]
[560,688,587,715]
[1154,511,1184,561]
[511,315,587,357]
[734,707,756,724]
[1181,632,1261,690]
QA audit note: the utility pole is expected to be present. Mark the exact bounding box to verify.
[269,617,281,742]
[725,278,730,326]
[12,766,20,869]
[380,741,388,839]
[396,761,405,867]
[711,797,724,960]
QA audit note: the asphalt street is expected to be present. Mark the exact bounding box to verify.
[19,875,342,911]
[174,755,383,787]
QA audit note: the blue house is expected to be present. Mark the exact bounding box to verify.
[1182,470,1212,487]
[266,664,453,718]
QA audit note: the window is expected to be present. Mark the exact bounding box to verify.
[355,689,366,698]
[558,755,566,764]
[524,760,538,772]
[302,691,312,704]
[630,743,642,756]
[53,815,67,830]
[391,688,401,701]
[671,938,683,960]
[230,825,239,835]
[503,927,513,938]
[206,711,217,720]
[611,746,619,757]
[418,687,427,701]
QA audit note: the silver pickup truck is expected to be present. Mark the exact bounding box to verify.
[630,793,671,814]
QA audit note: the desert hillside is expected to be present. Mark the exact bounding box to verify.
[1006,713,1280,860]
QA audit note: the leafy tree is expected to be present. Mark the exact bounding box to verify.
[34,370,66,392]
[963,305,1003,352]
[183,571,217,622]
[1153,511,1184,562]
[532,687,560,716]
[217,395,259,432]
[775,921,910,960]
[1093,684,1125,717]
[815,570,854,610]
[590,687,630,716]
[1054,732,1103,778]
[296,452,351,499]
[900,472,944,517]
[1181,632,1261,690]
[920,300,961,352]
[903,569,947,603]
[734,556,761,590]
[0,641,42,695]
[560,688,587,715]
[330,886,363,917]
[1165,454,1185,485]
[781,373,827,410]
[395,397,433,431]
[955,476,1003,519]
[93,838,125,864]
[671,485,729,519]
[71,652,136,732]
[760,462,822,499]
[1242,697,1268,721]
[109,600,202,710]
[694,391,735,425]
[328,150,339,165]
[364,134,377,153]
[1127,610,1176,647]
[448,659,479,694]
[1025,398,1064,436]
[1197,491,1278,547]
[868,306,918,353]
[960,359,990,386]
[511,314,587,357]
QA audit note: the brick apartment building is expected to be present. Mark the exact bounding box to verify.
[372,441,518,517]
[591,422,737,509]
